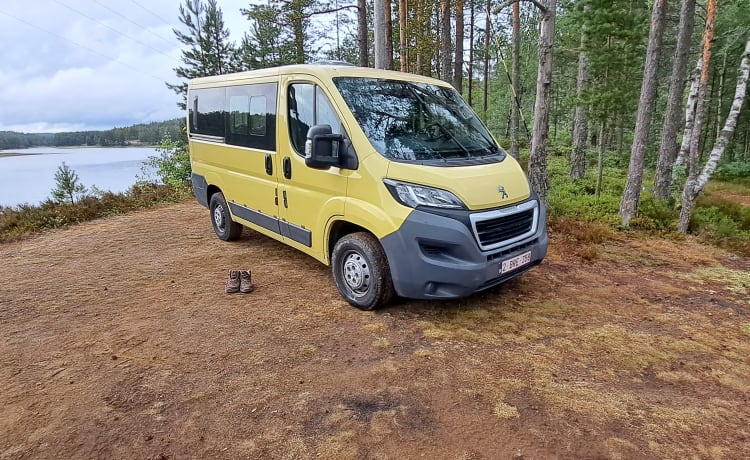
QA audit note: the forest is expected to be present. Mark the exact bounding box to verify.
[0,118,184,150]
[169,0,749,233]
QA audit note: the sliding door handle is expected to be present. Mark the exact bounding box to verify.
[283,157,292,179]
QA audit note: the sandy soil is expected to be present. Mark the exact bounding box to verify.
[1,201,749,459]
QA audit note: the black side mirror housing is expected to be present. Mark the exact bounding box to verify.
[305,124,343,169]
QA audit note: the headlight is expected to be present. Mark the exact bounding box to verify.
[384,179,466,209]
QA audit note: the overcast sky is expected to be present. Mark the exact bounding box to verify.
[0,0,263,133]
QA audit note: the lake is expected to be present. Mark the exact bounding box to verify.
[0,147,159,208]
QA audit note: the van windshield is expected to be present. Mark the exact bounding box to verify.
[333,77,505,164]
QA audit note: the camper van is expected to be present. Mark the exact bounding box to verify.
[188,63,548,310]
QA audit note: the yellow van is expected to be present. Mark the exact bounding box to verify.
[188,63,548,310]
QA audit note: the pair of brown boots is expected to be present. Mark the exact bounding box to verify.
[225,270,254,294]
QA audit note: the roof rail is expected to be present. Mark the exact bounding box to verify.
[310,60,357,67]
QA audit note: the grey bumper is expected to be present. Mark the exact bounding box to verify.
[380,200,548,299]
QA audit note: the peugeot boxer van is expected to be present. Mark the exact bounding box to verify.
[188,63,548,310]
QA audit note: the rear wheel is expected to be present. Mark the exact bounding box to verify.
[331,232,394,310]
[209,192,242,241]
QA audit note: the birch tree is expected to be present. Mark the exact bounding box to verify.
[619,0,667,227]
[677,0,719,232]
[679,38,749,232]
[652,0,697,201]
[674,58,702,169]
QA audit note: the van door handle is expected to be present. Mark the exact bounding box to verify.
[283,157,292,179]
[265,154,273,175]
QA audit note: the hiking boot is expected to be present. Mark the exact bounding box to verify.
[225,270,241,294]
[240,270,254,293]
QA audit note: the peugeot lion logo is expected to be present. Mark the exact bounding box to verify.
[498,185,509,200]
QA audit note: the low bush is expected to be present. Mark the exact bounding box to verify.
[0,183,191,242]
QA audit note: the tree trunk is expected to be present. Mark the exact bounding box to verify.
[453,0,464,91]
[440,0,452,82]
[680,38,749,233]
[652,0,696,201]
[510,0,521,159]
[677,0,718,233]
[619,0,667,227]
[482,0,491,120]
[468,0,475,105]
[528,0,556,208]
[374,0,387,69]
[595,119,607,199]
[715,49,728,140]
[358,0,369,67]
[385,0,393,69]
[399,0,408,71]
[570,4,590,179]
[288,3,305,64]
[675,57,703,168]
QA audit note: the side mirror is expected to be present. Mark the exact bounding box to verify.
[305,124,343,169]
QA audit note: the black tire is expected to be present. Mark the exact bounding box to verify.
[209,192,242,241]
[331,232,394,310]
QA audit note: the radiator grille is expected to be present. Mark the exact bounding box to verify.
[470,201,538,251]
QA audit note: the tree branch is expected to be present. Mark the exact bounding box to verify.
[308,4,360,16]
[494,0,547,14]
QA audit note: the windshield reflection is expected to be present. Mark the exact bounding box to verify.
[333,77,505,164]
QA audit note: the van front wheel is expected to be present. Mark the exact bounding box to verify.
[331,232,394,310]
[209,192,242,241]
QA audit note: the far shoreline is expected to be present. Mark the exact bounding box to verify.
[0,145,158,157]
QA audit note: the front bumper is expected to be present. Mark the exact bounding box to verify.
[380,199,548,299]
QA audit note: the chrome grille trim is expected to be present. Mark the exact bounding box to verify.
[469,200,538,251]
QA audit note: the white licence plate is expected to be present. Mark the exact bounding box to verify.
[500,251,532,274]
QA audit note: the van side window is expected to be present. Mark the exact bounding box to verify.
[226,83,278,151]
[189,87,226,138]
[288,83,342,156]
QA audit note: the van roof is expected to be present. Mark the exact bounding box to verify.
[188,64,452,88]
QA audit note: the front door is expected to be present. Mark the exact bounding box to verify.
[277,76,350,262]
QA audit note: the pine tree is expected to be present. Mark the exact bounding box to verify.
[240,2,295,69]
[51,162,87,205]
[167,0,236,109]
[619,0,668,227]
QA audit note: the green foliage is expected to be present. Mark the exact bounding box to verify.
[167,0,237,109]
[144,131,192,187]
[0,119,183,150]
[691,205,750,255]
[714,161,750,185]
[546,155,749,255]
[0,184,191,242]
[50,162,87,205]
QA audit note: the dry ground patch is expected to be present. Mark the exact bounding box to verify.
[1,201,748,459]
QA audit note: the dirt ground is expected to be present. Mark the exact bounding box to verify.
[1,201,749,459]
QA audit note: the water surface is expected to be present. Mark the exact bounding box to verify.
[0,147,158,208]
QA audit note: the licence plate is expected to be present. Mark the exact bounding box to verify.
[500,251,532,274]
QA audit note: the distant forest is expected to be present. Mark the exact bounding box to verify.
[0,118,184,150]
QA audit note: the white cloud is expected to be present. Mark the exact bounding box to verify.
[0,0,255,133]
